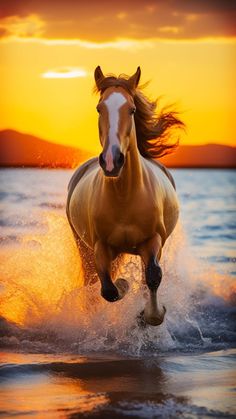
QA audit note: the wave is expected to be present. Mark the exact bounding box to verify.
[111,400,235,419]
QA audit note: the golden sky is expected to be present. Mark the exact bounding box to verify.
[0,0,235,152]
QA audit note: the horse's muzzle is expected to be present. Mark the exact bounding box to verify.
[99,150,125,178]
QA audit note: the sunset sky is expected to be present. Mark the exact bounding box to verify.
[0,0,235,153]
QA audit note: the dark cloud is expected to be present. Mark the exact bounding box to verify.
[0,0,235,41]
[0,0,31,18]
[169,0,236,13]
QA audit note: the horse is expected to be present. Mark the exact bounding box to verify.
[66,66,184,326]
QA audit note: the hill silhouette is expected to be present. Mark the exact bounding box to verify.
[0,130,91,168]
[0,129,235,168]
[160,143,236,168]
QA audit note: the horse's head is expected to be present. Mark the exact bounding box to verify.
[94,66,141,178]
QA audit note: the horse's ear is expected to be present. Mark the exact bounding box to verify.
[128,66,141,90]
[94,66,105,90]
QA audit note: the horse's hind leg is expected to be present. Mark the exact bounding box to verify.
[138,234,166,326]
[94,241,129,302]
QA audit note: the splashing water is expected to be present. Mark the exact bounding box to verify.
[0,209,234,355]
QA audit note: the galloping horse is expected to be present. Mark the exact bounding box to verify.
[67,67,183,325]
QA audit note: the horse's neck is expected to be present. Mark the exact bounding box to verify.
[124,130,143,190]
[104,126,143,198]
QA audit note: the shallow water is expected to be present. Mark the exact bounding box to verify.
[1,349,235,418]
[0,168,235,417]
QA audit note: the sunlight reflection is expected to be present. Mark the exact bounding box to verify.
[0,374,109,417]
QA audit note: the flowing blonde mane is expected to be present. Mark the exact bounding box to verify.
[95,74,184,159]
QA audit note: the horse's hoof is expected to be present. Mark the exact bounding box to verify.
[144,306,166,326]
[101,284,119,302]
[115,278,129,300]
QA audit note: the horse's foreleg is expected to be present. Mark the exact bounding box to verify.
[94,241,129,302]
[138,234,166,326]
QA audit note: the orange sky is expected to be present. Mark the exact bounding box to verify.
[0,0,235,152]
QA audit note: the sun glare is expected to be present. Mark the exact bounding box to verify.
[42,67,88,79]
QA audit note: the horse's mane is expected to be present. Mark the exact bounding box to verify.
[95,74,184,159]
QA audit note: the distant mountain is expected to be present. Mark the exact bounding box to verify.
[0,130,91,168]
[160,144,236,168]
[0,129,235,168]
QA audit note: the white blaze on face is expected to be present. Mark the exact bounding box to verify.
[104,92,127,171]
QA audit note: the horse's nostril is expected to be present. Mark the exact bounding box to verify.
[99,153,105,168]
[99,149,124,176]
[117,152,124,167]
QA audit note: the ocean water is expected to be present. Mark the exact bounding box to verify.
[0,168,235,418]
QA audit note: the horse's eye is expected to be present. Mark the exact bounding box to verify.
[96,106,101,113]
[130,107,136,115]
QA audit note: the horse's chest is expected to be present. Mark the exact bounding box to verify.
[94,205,156,249]
[110,223,143,247]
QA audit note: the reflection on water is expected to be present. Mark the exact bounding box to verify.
[0,168,235,417]
[0,368,109,417]
[0,350,235,418]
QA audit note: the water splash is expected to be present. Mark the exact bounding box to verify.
[0,213,235,354]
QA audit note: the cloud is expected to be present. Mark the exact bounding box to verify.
[159,26,182,35]
[0,14,44,38]
[0,0,235,42]
[41,67,88,79]
[39,38,153,50]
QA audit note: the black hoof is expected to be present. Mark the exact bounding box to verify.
[101,283,119,302]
